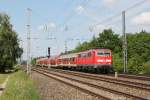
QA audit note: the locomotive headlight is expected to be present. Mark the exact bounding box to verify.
[97,60,104,62]
[106,60,111,62]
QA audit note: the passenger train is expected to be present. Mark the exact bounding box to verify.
[36,48,113,73]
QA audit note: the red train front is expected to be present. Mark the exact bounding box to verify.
[76,49,112,73]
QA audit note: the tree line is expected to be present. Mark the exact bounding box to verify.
[69,29,150,74]
[0,13,23,72]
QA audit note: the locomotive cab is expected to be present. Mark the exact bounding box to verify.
[95,49,113,73]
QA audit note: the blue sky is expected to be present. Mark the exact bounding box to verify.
[0,0,150,60]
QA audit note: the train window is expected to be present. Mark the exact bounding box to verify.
[81,53,87,57]
[84,53,88,57]
[88,52,91,57]
[72,58,75,61]
[78,54,81,58]
[105,52,110,56]
[97,52,104,56]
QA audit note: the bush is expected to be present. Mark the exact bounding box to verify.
[142,61,150,74]
[128,56,144,74]
[113,53,123,72]
[13,64,21,72]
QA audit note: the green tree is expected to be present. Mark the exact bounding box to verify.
[74,41,91,52]
[31,58,36,66]
[97,29,122,53]
[128,55,144,74]
[89,35,98,48]
[127,31,150,74]
[142,61,150,74]
[74,29,122,53]
[113,53,123,72]
[0,13,23,72]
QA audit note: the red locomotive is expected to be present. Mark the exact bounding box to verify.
[36,48,113,73]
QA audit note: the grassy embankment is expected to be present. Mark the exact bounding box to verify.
[0,70,40,100]
[0,74,9,84]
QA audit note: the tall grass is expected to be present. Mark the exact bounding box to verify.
[0,74,8,84]
[0,71,40,100]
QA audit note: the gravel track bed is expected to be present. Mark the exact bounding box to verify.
[48,70,150,99]
[118,74,150,80]
[50,68,150,85]
[114,77,150,85]
[103,74,150,85]
[51,68,150,89]
[31,71,100,100]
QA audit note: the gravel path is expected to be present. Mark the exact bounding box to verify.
[0,76,9,95]
[31,71,100,100]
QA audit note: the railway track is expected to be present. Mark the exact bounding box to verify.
[33,68,109,100]
[118,74,150,81]
[43,67,150,92]
[33,67,149,100]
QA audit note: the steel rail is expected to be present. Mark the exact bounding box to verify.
[33,69,110,100]
[35,68,148,100]
[49,68,150,92]
[118,74,150,81]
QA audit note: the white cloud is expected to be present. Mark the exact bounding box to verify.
[38,22,56,32]
[132,12,150,25]
[104,0,120,5]
[76,5,85,14]
[47,22,56,29]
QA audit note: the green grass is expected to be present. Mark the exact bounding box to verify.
[0,74,8,84]
[0,70,40,100]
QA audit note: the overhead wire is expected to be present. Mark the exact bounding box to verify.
[32,0,91,32]
[29,0,150,57]
[125,0,150,12]
[59,0,91,31]
[92,0,150,29]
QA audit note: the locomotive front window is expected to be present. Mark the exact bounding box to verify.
[97,52,104,56]
[97,50,111,56]
[104,52,110,56]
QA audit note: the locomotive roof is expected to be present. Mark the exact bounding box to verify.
[59,52,78,59]
[78,48,111,53]
[58,48,111,59]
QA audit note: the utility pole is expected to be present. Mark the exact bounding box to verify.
[20,40,23,64]
[122,11,127,73]
[27,8,32,75]
[65,40,67,53]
